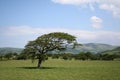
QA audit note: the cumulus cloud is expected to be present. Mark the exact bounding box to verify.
[51,0,120,18]
[90,16,103,29]
[1,26,120,45]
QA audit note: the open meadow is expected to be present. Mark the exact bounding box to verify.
[0,59,120,80]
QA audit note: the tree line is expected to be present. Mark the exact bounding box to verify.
[0,51,119,61]
[50,52,120,61]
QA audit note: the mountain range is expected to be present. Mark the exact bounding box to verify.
[0,43,118,54]
[0,47,23,54]
[64,43,117,54]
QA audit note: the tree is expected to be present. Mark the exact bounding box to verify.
[74,52,87,60]
[101,54,116,60]
[52,54,60,59]
[78,52,87,60]
[84,52,92,60]
[61,53,73,60]
[4,53,13,60]
[0,53,3,61]
[25,32,76,68]
[12,53,18,60]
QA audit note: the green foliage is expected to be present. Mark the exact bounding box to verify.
[4,53,13,60]
[73,52,93,60]
[61,53,73,60]
[0,55,3,60]
[0,52,18,60]
[51,54,60,59]
[101,54,116,60]
[16,53,27,60]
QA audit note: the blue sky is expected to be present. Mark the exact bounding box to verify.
[0,0,120,48]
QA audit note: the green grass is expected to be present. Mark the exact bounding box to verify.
[0,59,120,80]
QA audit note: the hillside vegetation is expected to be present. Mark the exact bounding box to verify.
[100,47,120,60]
[63,43,116,53]
[102,47,120,55]
[0,47,23,54]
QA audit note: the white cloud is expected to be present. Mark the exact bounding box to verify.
[90,16,103,29]
[51,0,98,11]
[99,4,120,18]
[1,26,120,45]
[51,0,98,5]
[51,0,120,18]
[99,0,120,17]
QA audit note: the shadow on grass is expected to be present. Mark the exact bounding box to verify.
[17,66,63,69]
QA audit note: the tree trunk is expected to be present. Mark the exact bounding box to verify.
[38,58,43,68]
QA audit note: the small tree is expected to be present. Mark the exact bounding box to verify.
[74,52,87,60]
[25,32,76,68]
[0,54,3,61]
[4,53,13,60]
[62,53,73,60]
[84,52,92,60]
[52,54,60,59]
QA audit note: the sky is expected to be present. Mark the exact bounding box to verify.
[0,0,120,48]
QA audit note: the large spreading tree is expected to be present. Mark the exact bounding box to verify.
[25,32,77,68]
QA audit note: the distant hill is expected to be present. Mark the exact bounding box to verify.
[64,43,117,54]
[0,47,23,54]
[0,43,117,54]
[81,43,116,53]
[101,47,120,55]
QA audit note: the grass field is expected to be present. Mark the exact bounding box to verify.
[0,59,120,80]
